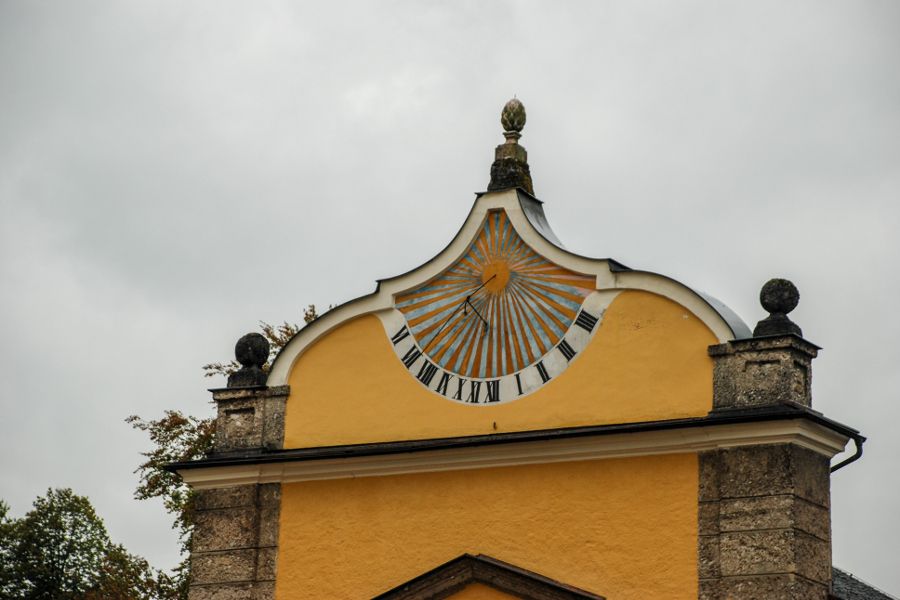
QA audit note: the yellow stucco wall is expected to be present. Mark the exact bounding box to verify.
[284,290,717,448]
[275,453,698,599]
[450,583,518,599]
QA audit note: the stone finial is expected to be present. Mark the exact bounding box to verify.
[501,98,526,137]
[488,98,534,195]
[227,333,269,388]
[753,278,802,337]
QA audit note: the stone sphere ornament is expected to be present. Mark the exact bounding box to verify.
[235,333,269,368]
[227,332,270,388]
[501,98,526,134]
[753,278,802,338]
[760,278,800,315]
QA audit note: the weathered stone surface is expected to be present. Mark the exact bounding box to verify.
[214,398,262,451]
[717,445,830,507]
[794,530,832,584]
[720,495,794,532]
[189,483,281,595]
[254,582,276,599]
[698,444,833,598]
[192,507,257,553]
[791,446,831,508]
[211,388,288,453]
[717,574,827,600]
[709,336,817,409]
[191,549,257,584]
[188,384,285,597]
[188,582,257,600]
[699,451,721,502]
[718,444,794,498]
[258,482,281,506]
[698,501,720,535]
[258,506,281,547]
[261,394,286,450]
[720,530,794,577]
[793,498,830,542]
[194,485,256,511]
[698,579,720,600]
[718,495,829,541]
[699,535,720,579]
[720,529,830,584]
[256,546,278,581]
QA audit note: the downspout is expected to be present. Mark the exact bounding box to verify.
[831,434,866,473]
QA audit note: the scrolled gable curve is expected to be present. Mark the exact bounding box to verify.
[268,189,747,387]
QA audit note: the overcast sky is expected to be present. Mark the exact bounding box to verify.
[1,0,898,593]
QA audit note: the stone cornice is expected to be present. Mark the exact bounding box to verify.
[172,407,858,490]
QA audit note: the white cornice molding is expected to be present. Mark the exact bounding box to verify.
[267,190,742,386]
[179,419,850,490]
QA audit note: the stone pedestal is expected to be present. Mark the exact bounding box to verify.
[188,385,288,600]
[709,336,818,410]
[211,386,289,453]
[701,331,832,599]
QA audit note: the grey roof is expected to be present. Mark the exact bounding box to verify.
[833,567,898,600]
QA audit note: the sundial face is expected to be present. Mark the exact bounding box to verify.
[385,209,607,405]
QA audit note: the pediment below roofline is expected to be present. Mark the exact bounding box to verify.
[372,553,606,600]
[268,188,749,386]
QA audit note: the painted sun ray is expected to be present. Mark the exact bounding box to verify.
[510,280,570,340]
[513,283,559,357]
[396,281,477,307]
[510,272,585,311]
[426,302,477,361]
[489,292,503,377]
[400,286,475,317]
[519,280,587,313]
[498,288,517,374]
[525,280,589,310]
[438,314,476,374]
[507,292,534,369]
[507,284,551,361]
[404,290,472,328]
[454,314,485,377]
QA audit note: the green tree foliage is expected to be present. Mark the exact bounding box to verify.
[0,488,171,599]
[128,306,321,596]
[0,500,18,597]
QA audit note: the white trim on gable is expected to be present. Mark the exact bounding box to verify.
[268,189,748,386]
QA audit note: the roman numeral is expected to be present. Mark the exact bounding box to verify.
[453,378,467,401]
[485,380,500,403]
[391,326,411,345]
[575,310,598,332]
[515,373,524,395]
[557,339,576,361]
[401,346,421,369]
[416,361,438,386]
[535,361,551,383]
[436,372,451,396]
[467,381,482,403]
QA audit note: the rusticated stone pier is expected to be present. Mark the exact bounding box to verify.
[699,280,832,600]
[188,334,288,600]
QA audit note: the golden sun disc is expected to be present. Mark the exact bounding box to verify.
[482,261,510,293]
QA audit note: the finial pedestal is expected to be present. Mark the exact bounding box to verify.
[488,98,534,195]
[709,278,817,411]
